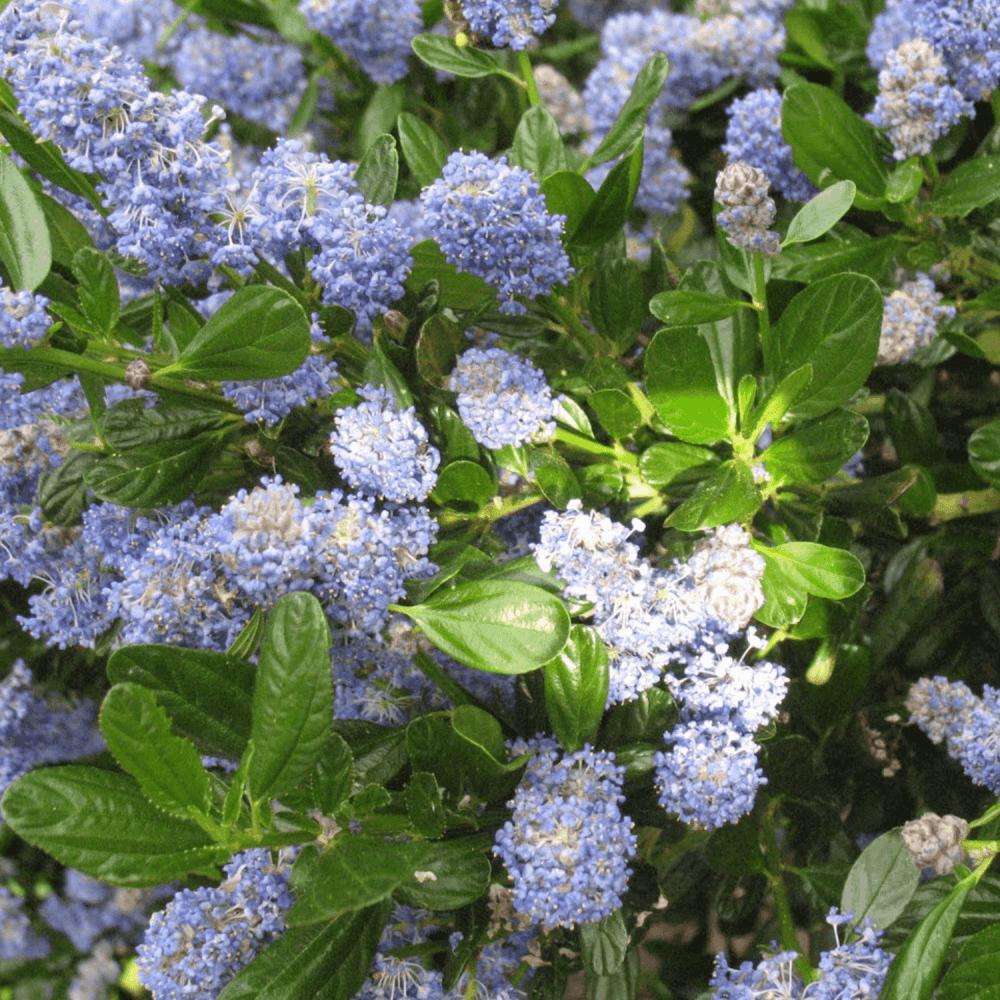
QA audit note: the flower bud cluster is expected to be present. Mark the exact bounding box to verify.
[901,812,969,876]
[714,161,782,257]
[877,272,955,364]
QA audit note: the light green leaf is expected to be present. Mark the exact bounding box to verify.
[0,154,51,290]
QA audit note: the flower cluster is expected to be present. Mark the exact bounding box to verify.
[0,286,51,350]
[878,272,955,364]
[715,161,782,258]
[137,848,296,1000]
[901,812,969,876]
[462,0,560,49]
[447,346,559,449]
[493,737,637,930]
[421,152,573,314]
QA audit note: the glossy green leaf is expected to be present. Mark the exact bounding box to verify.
[782,83,888,206]
[99,683,212,820]
[586,53,668,166]
[755,556,809,627]
[397,113,448,187]
[570,139,643,249]
[760,409,869,484]
[581,910,629,975]
[885,389,940,466]
[84,435,222,507]
[509,104,569,180]
[37,188,94,269]
[433,460,496,508]
[530,448,582,509]
[1,766,220,887]
[72,248,119,336]
[107,645,255,763]
[392,580,570,675]
[639,441,719,488]
[541,171,595,240]
[928,156,1000,217]
[590,258,643,350]
[410,34,507,79]
[216,900,392,1000]
[35,449,93,524]
[782,181,856,246]
[754,542,865,600]
[841,829,920,931]
[880,873,976,1000]
[405,771,447,839]
[406,240,495,311]
[744,364,812,441]
[887,157,925,203]
[248,593,333,805]
[415,312,465,388]
[0,154,51,290]
[100,398,234,450]
[969,417,1000,488]
[354,134,398,208]
[937,924,1000,1000]
[645,327,732,445]
[770,234,901,283]
[172,286,311,381]
[667,460,761,530]
[648,289,751,327]
[287,837,431,925]
[544,625,609,753]
[584,945,640,1000]
[393,837,492,910]
[451,703,507,765]
[770,272,883,418]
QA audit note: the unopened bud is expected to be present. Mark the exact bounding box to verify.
[124,358,151,390]
[901,813,969,876]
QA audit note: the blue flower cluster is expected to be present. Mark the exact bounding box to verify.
[421,152,573,314]
[878,272,955,364]
[462,0,560,49]
[913,0,1000,101]
[907,676,1000,793]
[715,161,782,258]
[867,40,972,161]
[722,89,815,203]
[0,661,105,810]
[710,908,893,999]
[0,886,51,960]
[493,736,637,930]
[330,385,440,502]
[301,0,421,84]
[73,0,182,65]
[0,286,51,350]
[447,347,559,450]
[137,848,296,1000]
[866,0,919,71]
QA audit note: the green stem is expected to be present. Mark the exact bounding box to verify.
[548,294,607,355]
[518,50,541,106]
[752,253,772,369]
[554,426,619,460]
[922,154,940,185]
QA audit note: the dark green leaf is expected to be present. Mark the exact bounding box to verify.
[590,258,642,350]
[937,924,1000,1000]
[570,139,643,249]
[825,466,920,516]
[452,703,507,764]
[645,327,732,445]
[287,836,431,925]
[544,626,609,753]
[433,460,496,507]
[406,240,495,311]
[72,248,119,336]
[761,409,869,484]
[885,389,939,466]
[887,157,925,203]
[107,645,254,763]
[770,234,901,283]
[541,171,595,241]
[581,910,629,975]
[35,448,94,524]
[405,772,447,839]
[586,53,668,166]
[36,189,93,269]
[928,156,1000,217]
[744,364,813,441]
[770,272,883,418]
[354,134,398,208]
[392,580,570,675]
[99,683,212,820]
[529,448,582,509]
[584,945,640,1000]
[755,554,809,627]
[172,286,311,381]
[969,417,1000,488]
[589,389,641,440]
[639,441,719,488]
[0,154,51,291]
[410,34,507,78]
[216,900,392,1000]
[416,312,466,388]
[393,838,492,910]
[666,460,761,530]
[339,724,409,787]
[396,113,448,187]
[100,398,234,450]
[649,289,750,327]
[841,829,920,931]
[1,766,220,887]
[782,181,856,246]
[509,104,569,180]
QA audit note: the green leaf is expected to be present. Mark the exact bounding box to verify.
[928,156,1000,217]
[72,248,119,336]
[969,417,1000,488]
[544,626,609,753]
[744,364,813,442]
[35,449,93,524]
[0,154,51,290]
[841,829,920,931]
[36,188,94,269]
[99,683,212,820]
[216,901,392,1000]
[530,448,582,509]
[586,53,669,166]
[879,872,977,1000]
[451,704,507,765]
[581,910,629,975]
[648,289,751,327]
[509,104,569,180]
[760,409,869,484]
[172,286,311,381]
[770,234,901,283]
[666,460,761,530]
[406,240,495,311]
[433,460,496,508]
[782,83,888,206]
[645,327,732,445]
[354,134,398,208]
[541,171,595,241]
[410,34,507,79]
[885,389,940,466]
[396,113,449,187]
[588,389,641,440]
[416,312,466,389]
[639,442,719,488]
[754,542,865,601]
[107,645,255,763]
[570,139,643,249]
[782,181,856,246]
[755,556,809,627]
[1,766,220,887]
[393,838,492,910]
[405,771,447,839]
[392,580,570,675]
[100,398,234,450]
[248,593,334,805]
[887,157,925,203]
[590,258,643,350]
[770,272,883,418]
[937,924,1000,1000]
[584,945,640,1000]
[286,837,431,925]
[84,435,222,507]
